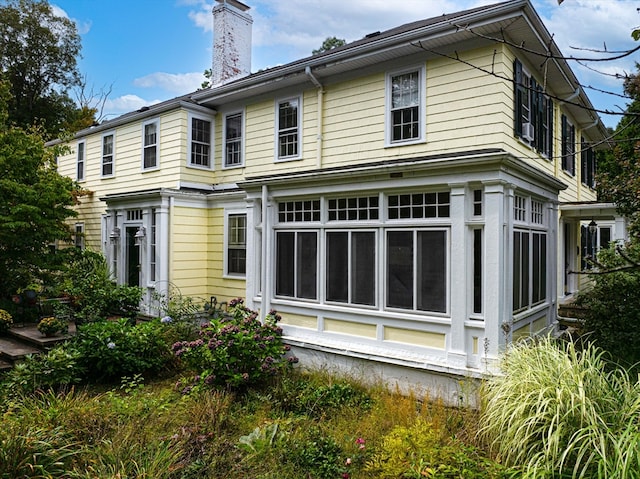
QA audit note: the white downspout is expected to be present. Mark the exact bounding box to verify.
[305,66,324,169]
[261,185,271,320]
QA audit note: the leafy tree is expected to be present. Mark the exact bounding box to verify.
[0,80,80,298]
[312,36,346,55]
[597,64,640,234]
[0,0,94,138]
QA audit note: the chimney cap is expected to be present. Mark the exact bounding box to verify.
[215,0,250,12]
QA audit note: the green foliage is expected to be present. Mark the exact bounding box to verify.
[270,374,372,418]
[172,299,297,391]
[0,0,88,138]
[238,422,282,455]
[37,315,68,335]
[72,318,171,381]
[0,424,79,478]
[577,241,640,367]
[365,418,504,478]
[61,249,142,323]
[0,308,12,332]
[480,336,640,479]
[287,426,344,478]
[0,345,84,397]
[0,80,79,297]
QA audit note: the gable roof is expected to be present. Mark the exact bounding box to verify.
[69,0,606,143]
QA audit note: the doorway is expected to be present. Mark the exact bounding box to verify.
[126,226,140,287]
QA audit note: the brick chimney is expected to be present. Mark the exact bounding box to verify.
[212,0,252,87]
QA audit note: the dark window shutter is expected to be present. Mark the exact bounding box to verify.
[514,59,524,137]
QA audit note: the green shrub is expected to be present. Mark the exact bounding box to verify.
[72,318,171,381]
[578,241,640,367]
[172,299,297,391]
[365,418,504,478]
[480,336,640,479]
[287,426,343,479]
[0,345,84,397]
[270,374,372,418]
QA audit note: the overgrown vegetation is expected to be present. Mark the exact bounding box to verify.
[577,242,640,368]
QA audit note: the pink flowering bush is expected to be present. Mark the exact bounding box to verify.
[172,299,297,391]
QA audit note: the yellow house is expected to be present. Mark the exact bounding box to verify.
[54,0,625,397]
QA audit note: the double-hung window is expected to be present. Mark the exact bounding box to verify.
[561,114,575,175]
[581,137,596,188]
[276,97,301,160]
[142,120,158,169]
[76,140,85,181]
[74,223,84,249]
[513,195,547,312]
[227,213,247,275]
[387,67,424,144]
[102,133,114,177]
[224,111,243,167]
[514,59,554,158]
[190,116,212,168]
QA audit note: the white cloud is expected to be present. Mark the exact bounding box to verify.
[51,3,92,35]
[133,72,206,94]
[103,95,161,117]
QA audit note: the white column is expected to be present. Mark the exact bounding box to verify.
[447,184,467,368]
[482,181,509,367]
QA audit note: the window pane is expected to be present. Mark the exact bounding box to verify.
[513,231,522,311]
[473,229,482,314]
[416,231,446,313]
[387,231,413,309]
[352,232,375,305]
[327,232,349,302]
[297,232,317,299]
[276,232,295,297]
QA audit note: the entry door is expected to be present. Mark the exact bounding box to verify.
[126,226,140,287]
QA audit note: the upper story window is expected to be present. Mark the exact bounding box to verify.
[224,111,244,168]
[102,132,114,177]
[276,97,301,160]
[514,59,554,158]
[561,114,576,176]
[581,137,596,189]
[142,120,158,170]
[190,116,212,168]
[76,140,85,181]
[387,66,425,145]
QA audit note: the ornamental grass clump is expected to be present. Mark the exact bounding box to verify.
[172,298,297,391]
[480,335,640,479]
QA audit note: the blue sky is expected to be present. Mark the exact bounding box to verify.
[51,0,639,128]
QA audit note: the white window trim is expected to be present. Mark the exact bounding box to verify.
[101,131,115,178]
[222,109,245,169]
[274,95,303,162]
[224,210,247,278]
[76,140,86,182]
[385,64,426,147]
[187,113,215,170]
[141,118,160,171]
[74,222,85,249]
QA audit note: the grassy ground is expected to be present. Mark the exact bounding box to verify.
[0,368,507,478]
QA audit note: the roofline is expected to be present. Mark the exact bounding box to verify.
[238,148,568,193]
[191,1,529,103]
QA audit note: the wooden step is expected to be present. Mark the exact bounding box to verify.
[0,358,12,371]
[0,336,41,362]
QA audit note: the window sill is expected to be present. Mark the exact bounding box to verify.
[384,138,426,148]
[187,164,214,171]
[274,156,302,163]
